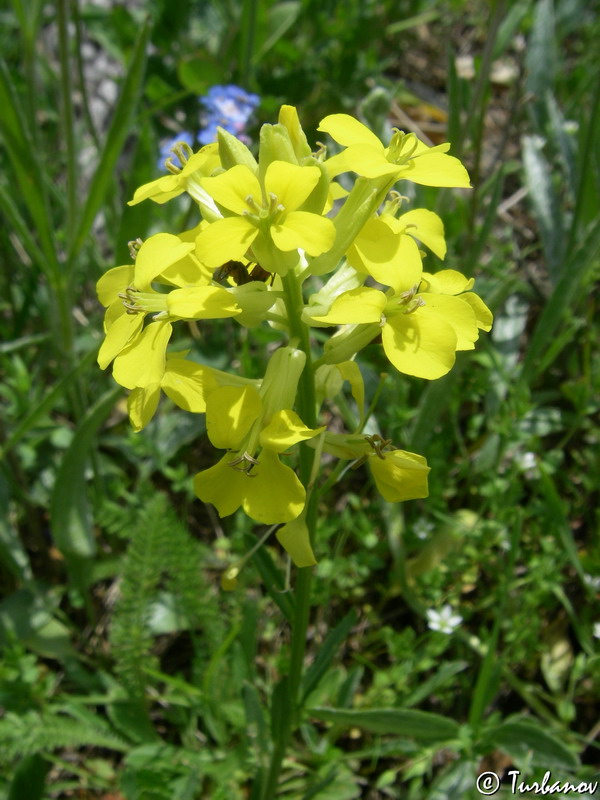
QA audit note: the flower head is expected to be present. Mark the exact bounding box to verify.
[195,161,335,274]
[199,85,260,145]
[319,114,471,188]
[426,605,462,634]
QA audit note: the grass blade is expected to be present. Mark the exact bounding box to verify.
[50,385,121,560]
[0,59,59,276]
[68,19,151,263]
[301,609,356,703]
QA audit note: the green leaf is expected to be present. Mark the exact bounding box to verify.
[6,754,49,800]
[243,681,269,759]
[0,588,75,660]
[308,708,460,743]
[245,533,295,622]
[0,474,32,582]
[1,347,98,458]
[50,386,121,560]
[253,2,300,63]
[177,53,224,94]
[522,134,563,279]
[69,19,150,262]
[0,60,59,276]
[271,676,292,742]
[302,610,356,702]
[482,718,579,770]
[536,463,588,588]
[525,0,557,124]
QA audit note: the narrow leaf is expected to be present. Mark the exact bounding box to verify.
[2,348,98,458]
[69,19,150,262]
[308,707,460,743]
[302,610,356,702]
[50,386,121,559]
[483,718,578,770]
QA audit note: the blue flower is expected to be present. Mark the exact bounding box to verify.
[157,131,195,171]
[199,85,260,145]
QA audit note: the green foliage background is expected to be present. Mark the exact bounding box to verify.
[0,0,599,797]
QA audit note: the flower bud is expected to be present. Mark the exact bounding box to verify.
[260,346,306,421]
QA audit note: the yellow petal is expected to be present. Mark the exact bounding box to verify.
[128,174,182,206]
[205,385,262,450]
[127,384,161,432]
[96,265,134,307]
[421,293,479,350]
[347,217,400,274]
[160,252,212,287]
[97,311,143,369]
[402,152,471,188]
[135,234,195,291]
[271,211,335,256]
[398,209,447,259]
[195,217,258,268]
[260,409,324,453]
[167,286,240,319]
[242,449,305,524]
[461,292,493,331]
[312,287,387,325]
[382,311,457,379]
[201,165,261,215]
[331,143,400,178]
[264,161,320,212]
[194,455,246,517]
[161,359,221,413]
[421,269,474,295]
[276,516,317,567]
[369,449,430,502]
[318,114,382,149]
[112,321,172,389]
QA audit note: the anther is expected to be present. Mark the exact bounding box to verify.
[128,238,143,260]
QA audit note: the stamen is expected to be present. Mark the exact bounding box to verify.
[128,238,143,260]
[227,451,260,476]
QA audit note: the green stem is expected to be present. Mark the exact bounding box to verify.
[57,0,78,246]
[262,270,318,799]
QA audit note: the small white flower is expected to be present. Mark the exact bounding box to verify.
[414,518,435,540]
[584,574,600,591]
[593,622,600,640]
[426,605,462,634]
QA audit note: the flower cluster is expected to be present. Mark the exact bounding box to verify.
[199,84,260,145]
[98,106,491,568]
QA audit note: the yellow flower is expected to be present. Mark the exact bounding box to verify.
[126,355,260,432]
[195,161,336,275]
[128,143,220,207]
[313,269,492,380]
[347,207,446,291]
[96,233,242,388]
[319,114,471,188]
[193,385,323,524]
[316,432,430,502]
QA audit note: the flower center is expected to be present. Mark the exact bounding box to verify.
[118,287,169,316]
[386,130,419,166]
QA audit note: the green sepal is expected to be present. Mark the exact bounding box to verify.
[217,127,258,171]
[298,158,330,215]
[308,175,393,276]
[260,346,306,421]
[323,323,380,364]
[258,123,298,182]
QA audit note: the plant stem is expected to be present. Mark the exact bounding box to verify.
[262,270,318,799]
